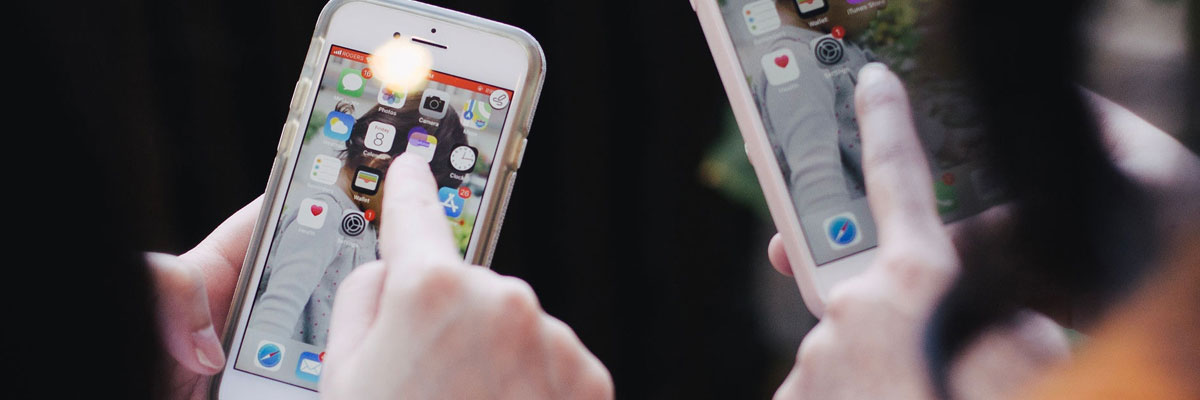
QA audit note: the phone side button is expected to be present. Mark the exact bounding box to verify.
[289,79,311,111]
[278,121,299,154]
[515,138,529,169]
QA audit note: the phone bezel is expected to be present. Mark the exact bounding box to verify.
[215,1,536,398]
[694,0,874,317]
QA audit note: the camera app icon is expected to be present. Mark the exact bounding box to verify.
[420,88,450,119]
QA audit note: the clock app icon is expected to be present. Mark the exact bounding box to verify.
[449,145,478,173]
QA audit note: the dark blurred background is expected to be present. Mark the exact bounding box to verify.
[20,0,1194,398]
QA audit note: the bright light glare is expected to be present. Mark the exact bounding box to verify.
[369,39,433,93]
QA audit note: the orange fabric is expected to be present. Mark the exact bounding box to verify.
[1022,235,1200,400]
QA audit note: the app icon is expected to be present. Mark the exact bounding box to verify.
[353,166,382,195]
[935,173,959,214]
[823,212,862,250]
[310,154,342,185]
[298,198,329,229]
[449,145,478,173]
[338,68,365,97]
[365,121,397,153]
[341,210,367,237]
[324,111,355,141]
[489,90,510,110]
[439,187,465,218]
[762,48,800,86]
[420,89,450,119]
[295,352,323,382]
[461,99,492,130]
[377,85,406,108]
[811,35,845,65]
[795,0,830,18]
[743,0,781,36]
[406,127,438,163]
[255,340,285,371]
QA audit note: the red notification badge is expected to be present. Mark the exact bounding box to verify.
[832,26,845,39]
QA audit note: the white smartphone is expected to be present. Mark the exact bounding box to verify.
[212,1,544,397]
[693,0,1001,316]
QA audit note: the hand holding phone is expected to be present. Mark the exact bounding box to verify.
[144,197,264,399]
[217,1,547,397]
[769,64,1069,400]
[319,153,613,399]
[695,0,1004,315]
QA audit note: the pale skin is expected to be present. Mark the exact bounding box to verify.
[146,63,1197,399]
[145,154,613,399]
[766,63,1200,400]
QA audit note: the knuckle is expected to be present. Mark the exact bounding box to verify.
[492,278,541,336]
[545,320,581,358]
[796,323,836,371]
[823,286,854,321]
[1012,312,1071,361]
[823,279,874,321]
[862,138,910,173]
[579,366,615,400]
[340,261,383,291]
[498,277,541,313]
[855,76,906,114]
[879,249,955,291]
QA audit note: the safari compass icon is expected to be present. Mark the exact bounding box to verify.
[255,340,285,371]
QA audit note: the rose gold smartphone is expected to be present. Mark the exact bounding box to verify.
[212,1,544,398]
[692,0,1001,315]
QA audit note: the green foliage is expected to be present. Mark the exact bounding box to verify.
[855,0,927,68]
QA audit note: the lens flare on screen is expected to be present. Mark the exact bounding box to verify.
[369,39,433,93]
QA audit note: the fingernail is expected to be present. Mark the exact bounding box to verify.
[858,62,889,88]
[192,326,225,371]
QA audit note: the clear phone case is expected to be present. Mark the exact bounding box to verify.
[212,1,545,395]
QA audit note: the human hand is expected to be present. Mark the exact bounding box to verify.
[320,153,613,400]
[145,196,263,399]
[1087,90,1200,239]
[768,64,1069,400]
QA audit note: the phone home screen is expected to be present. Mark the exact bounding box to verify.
[232,45,515,390]
[720,0,1001,265]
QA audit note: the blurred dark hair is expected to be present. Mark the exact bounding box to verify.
[923,0,1172,397]
[338,94,468,189]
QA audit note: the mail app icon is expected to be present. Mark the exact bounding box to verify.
[295,351,323,382]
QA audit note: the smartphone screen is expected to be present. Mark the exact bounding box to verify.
[232,45,515,390]
[718,0,1002,265]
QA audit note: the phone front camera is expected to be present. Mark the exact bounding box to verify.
[431,28,437,34]
[393,32,401,39]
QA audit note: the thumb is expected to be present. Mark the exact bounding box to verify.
[147,252,226,375]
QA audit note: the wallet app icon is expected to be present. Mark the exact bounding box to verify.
[296,351,323,382]
[353,166,382,195]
